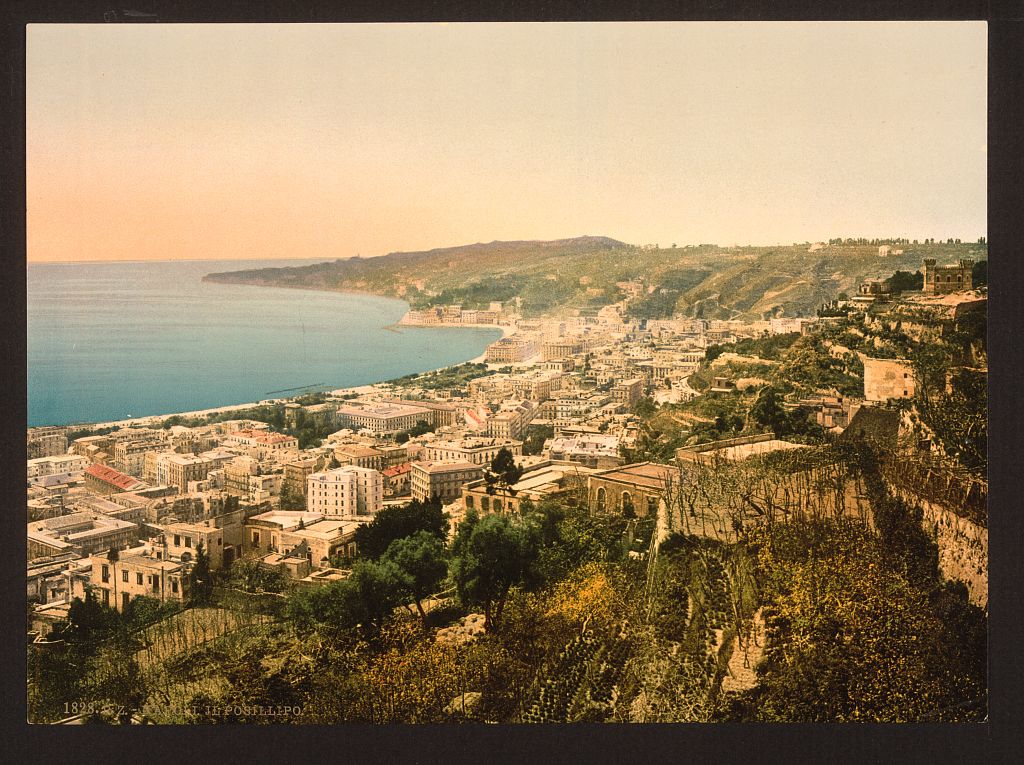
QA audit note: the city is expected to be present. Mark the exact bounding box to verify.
[26,247,987,723]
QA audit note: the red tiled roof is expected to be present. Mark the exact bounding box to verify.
[382,463,412,478]
[85,463,141,491]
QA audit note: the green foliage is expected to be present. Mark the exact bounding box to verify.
[388,362,492,390]
[277,480,305,511]
[522,424,554,456]
[394,419,435,443]
[631,396,658,419]
[288,559,404,634]
[485,447,523,498]
[62,590,121,643]
[380,531,449,623]
[189,543,214,606]
[774,334,862,397]
[525,501,627,587]
[353,496,448,560]
[450,512,541,632]
[732,519,986,722]
[225,559,287,594]
[748,385,786,434]
[913,346,987,475]
[971,259,987,286]
[706,332,801,364]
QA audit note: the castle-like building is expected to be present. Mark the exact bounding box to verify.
[922,258,974,294]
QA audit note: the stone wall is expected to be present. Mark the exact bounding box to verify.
[887,483,988,609]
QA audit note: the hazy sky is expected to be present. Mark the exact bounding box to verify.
[27,22,987,262]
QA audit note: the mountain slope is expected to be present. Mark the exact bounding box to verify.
[203,237,986,320]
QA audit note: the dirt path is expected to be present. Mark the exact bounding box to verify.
[720,607,765,694]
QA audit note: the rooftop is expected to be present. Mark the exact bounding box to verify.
[412,460,482,474]
[84,463,143,491]
[593,462,675,489]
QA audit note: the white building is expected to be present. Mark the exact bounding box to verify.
[27,454,89,482]
[335,403,433,435]
[306,466,383,518]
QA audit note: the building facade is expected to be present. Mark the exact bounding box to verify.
[410,461,484,503]
[922,258,974,295]
[306,466,383,518]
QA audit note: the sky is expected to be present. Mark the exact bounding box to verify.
[26,22,987,263]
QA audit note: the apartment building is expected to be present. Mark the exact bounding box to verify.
[113,438,166,477]
[484,336,539,363]
[541,339,582,361]
[381,463,412,497]
[379,398,459,427]
[27,454,89,482]
[410,460,484,503]
[485,400,537,441]
[548,434,622,469]
[863,357,916,403]
[283,457,322,502]
[333,444,385,470]
[161,519,226,569]
[28,512,138,560]
[27,427,69,459]
[611,378,644,408]
[88,546,188,612]
[423,437,523,466]
[165,454,216,494]
[223,429,299,459]
[462,462,592,515]
[224,456,260,497]
[306,466,383,518]
[244,510,358,567]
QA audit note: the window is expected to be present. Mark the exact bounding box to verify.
[137,573,143,585]
[171,580,178,593]
[184,536,192,548]
[122,570,129,583]
[481,496,490,512]
[621,492,635,516]
[174,534,181,546]
[597,486,607,513]
[465,495,474,509]
[101,565,110,583]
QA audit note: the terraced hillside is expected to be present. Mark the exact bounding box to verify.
[204,237,985,320]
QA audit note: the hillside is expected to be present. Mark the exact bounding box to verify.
[203,237,986,320]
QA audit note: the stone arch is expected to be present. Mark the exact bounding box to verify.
[597,486,607,513]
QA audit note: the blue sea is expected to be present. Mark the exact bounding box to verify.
[27,259,501,427]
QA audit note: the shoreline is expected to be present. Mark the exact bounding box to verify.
[33,311,514,434]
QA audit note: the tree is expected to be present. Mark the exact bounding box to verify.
[190,542,214,605]
[381,531,448,625]
[748,385,787,435]
[632,396,658,419]
[287,559,403,633]
[971,260,987,286]
[485,447,523,508]
[353,497,448,560]
[886,270,923,293]
[276,478,299,510]
[522,424,554,456]
[450,513,540,632]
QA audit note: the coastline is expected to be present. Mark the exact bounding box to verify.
[37,307,513,433]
